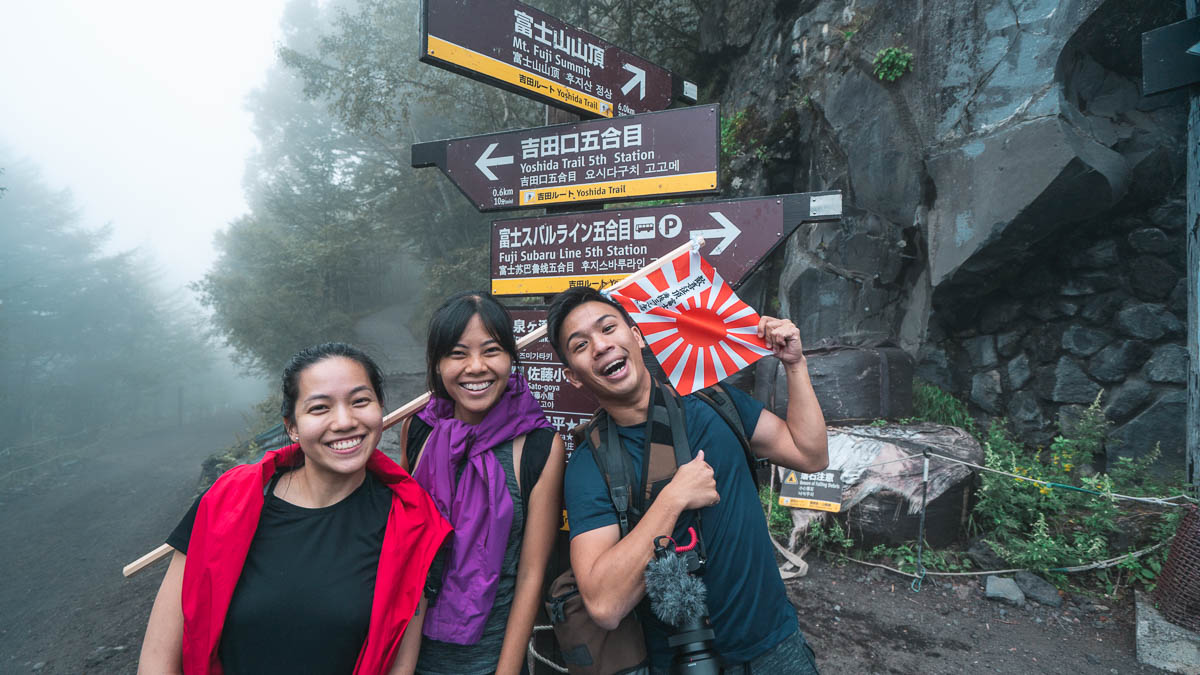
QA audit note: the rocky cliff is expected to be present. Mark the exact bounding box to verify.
[698,0,1188,470]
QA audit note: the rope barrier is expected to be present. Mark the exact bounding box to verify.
[841,542,1166,580]
[528,625,568,673]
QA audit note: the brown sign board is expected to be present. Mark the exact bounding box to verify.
[510,308,597,455]
[420,0,697,118]
[412,105,720,211]
[1142,16,1200,96]
[490,192,843,296]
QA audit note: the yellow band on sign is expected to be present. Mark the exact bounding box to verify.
[427,35,612,118]
[519,172,718,207]
[492,274,628,296]
[778,497,842,513]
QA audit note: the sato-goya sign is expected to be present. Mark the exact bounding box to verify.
[509,308,597,455]
[420,0,697,118]
[490,192,843,296]
[779,469,843,512]
[412,105,720,211]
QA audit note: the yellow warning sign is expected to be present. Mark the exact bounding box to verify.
[777,496,842,512]
[784,471,798,484]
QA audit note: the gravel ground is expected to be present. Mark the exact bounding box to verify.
[0,412,249,674]
[791,556,1166,674]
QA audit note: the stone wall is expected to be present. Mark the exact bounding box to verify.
[918,197,1189,468]
[694,0,1189,469]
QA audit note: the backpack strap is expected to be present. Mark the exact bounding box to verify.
[693,383,764,488]
[519,427,556,508]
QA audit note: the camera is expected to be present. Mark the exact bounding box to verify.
[645,532,721,675]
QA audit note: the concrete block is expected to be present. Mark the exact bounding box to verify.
[1136,591,1200,674]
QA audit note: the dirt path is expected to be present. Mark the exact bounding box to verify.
[791,557,1166,674]
[0,412,249,674]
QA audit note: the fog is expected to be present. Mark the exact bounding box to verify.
[0,0,289,289]
[0,1,295,432]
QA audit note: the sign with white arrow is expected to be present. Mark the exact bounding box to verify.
[413,105,720,212]
[489,192,843,296]
[420,0,697,118]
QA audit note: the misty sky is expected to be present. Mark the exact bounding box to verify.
[0,0,290,291]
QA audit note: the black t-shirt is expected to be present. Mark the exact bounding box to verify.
[168,470,392,675]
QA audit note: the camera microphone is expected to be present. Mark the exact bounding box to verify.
[644,533,721,675]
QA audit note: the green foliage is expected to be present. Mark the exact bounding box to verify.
[841,29,856,41]
[720,109,768,172]
[912,380,975,434]
[873,46,914,82]
[759,485,793,540]
[869,542,970,574]
[971,396,1188,593]
[806,517,854,553]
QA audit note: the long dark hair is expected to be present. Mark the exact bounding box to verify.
[280,342,385,424]
[425,291,519,400]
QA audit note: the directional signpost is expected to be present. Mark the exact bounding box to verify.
[412,104,720,211]
[420,0,697,118]
[510,308,598,454]
[489,192,843,295]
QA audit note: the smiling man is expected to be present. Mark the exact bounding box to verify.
[546,286,828,674]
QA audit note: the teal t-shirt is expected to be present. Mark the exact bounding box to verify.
[563,386,798,668]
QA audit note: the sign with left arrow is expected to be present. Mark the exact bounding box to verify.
[420,0,697,118]
[412,105,720,212]
[489,192,843,296]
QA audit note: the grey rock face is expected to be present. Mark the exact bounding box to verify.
[1128,256,1180,301]
[1015,571,1063,607]
[985,576,1026,607]
[1127,228,1170,254]
[1008,390,1044,432]
[1104,380,1152,424]
[1081,293,1122,324]
[1116,303,1182,340]
[1144,344,1188,384]
[1073,239,1119,268]
[1088,340,1152,383]
[1039,357,1101,403]
[1111,390,1187,463]
[965,335,998,369]
[996,331,1025,358]
[1061,325,1112,357]
[1007,354,1032,391]
[968,538,1006,570]
[971,370,1003,414]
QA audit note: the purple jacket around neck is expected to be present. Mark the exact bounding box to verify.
[412,372,552,644]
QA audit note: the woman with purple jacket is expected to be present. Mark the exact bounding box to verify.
[395,291,565,675]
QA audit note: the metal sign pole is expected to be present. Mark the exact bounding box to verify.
[1188,0,1199,496]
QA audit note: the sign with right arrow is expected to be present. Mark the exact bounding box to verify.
[489,192,843,295]
[420,0,697,118]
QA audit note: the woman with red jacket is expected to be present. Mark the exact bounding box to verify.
[138,343,451,674]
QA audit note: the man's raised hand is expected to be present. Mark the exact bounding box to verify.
[757,316,805,365]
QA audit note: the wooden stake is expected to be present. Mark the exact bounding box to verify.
[122,237,703,577]
[122,543,173,578]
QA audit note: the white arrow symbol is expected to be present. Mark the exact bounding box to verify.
[620,63,646,100]
[689,212,741,255]
[475,142,513,181]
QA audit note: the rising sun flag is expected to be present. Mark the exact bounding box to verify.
[604,245,772,396]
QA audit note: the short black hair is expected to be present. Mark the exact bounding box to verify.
[280,343,385,424]
[425,291,520,400]
[546,286,635,364]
